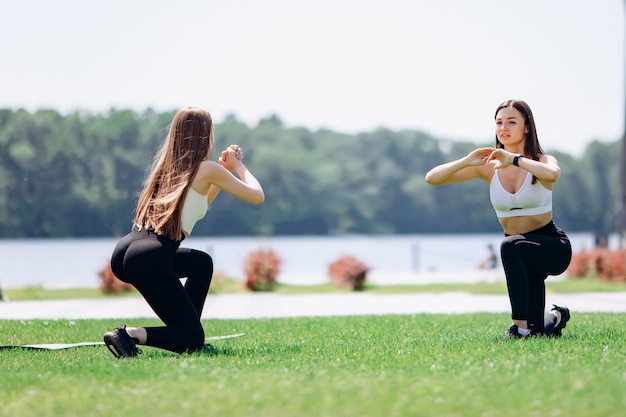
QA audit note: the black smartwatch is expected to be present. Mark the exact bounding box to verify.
[513,154,523,167]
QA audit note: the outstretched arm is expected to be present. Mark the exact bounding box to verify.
[425,147,494,185]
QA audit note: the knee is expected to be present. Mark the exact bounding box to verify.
[192,250,214,277]
[200,251,213,272]
[192,249,213,269]
[500,235,521,261]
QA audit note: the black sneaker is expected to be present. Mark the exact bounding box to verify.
[188,343,217,355]
[550,304,570,337]
[103,324,141,358]
[501,324,530,340]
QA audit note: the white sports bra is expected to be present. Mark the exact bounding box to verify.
[181,187,208,236]
[489,171,552,218]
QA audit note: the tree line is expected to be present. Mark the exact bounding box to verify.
[0,108,620,238]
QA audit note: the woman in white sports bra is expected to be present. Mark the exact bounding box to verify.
[104,107,265,357]
[425,99,572,340]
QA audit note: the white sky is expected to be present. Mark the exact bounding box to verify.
[1,0,624,156]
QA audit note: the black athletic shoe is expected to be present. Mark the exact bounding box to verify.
[550,304,570,337]
[189,343,217,355]
[501,325,530,340]
[103,324,141,358]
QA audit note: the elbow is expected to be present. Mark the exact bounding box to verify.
[424,172,439,185]
[546,168,560,183]
[253,191,265,205]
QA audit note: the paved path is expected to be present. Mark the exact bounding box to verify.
[0,292,625,320]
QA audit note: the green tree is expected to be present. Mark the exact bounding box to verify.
[0,108,620,237]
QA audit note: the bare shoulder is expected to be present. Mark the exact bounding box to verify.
[539,153,559,166]
[196,160,224,177]
[191,160,224,193]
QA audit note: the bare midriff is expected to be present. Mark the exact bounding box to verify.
[498,212,552,235]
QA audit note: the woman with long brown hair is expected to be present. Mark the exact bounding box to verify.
[104,107,264,357]
[425,99,572,340]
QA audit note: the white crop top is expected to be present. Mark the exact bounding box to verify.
[489,171,552,218]
[181,187,208,236]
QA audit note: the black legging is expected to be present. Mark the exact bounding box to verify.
[500,221,571,334]
[110,228,213,353]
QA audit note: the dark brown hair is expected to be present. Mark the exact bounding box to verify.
[494,99,544,183]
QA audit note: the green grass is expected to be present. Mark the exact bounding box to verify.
[1,314,625,417]
[3,274,625,301]
[1,286,130,300]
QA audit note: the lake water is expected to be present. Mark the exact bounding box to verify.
[0,232,616,289]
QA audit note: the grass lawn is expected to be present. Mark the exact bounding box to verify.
[3,274,625,301]
[1,313,625,417]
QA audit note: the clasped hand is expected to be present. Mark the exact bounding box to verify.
[469,147,516,169]
[219,144,244,170]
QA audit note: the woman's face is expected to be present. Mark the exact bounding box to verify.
[495,106,528,148]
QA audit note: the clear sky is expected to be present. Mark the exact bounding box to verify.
[1,0,623,156]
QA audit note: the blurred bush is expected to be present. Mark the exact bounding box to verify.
[328,255,369,291]
[567,248,626,283]
[243,249,281,291]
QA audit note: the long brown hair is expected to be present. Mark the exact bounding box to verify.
[494,99,544,183]
[134,107,214,240]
